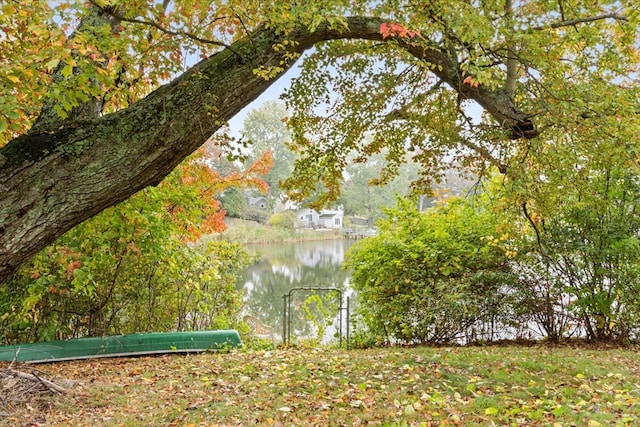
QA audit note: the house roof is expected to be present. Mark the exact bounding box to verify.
[247,196,266,204]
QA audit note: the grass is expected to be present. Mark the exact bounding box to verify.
[205,218,342,244]
[2,344,640,426]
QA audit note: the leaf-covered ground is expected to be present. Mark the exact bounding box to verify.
[2,345,639,426]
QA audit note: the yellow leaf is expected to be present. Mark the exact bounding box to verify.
[61,64,74,77]
[6,75,20,84]
[485,407,499,415]
[45,59,60,70]
[579,383,592,392]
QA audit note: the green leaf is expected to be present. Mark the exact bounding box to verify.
[53,104,68,119]
[61,64,73,77]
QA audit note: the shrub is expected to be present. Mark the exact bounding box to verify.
[268,210,296,229]
[345,196,518,345]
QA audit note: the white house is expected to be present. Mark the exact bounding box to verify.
[296,206,344,230]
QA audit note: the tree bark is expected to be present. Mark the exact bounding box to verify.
[0,16,536,284]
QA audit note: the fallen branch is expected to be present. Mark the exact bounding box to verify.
[7,369,67,394]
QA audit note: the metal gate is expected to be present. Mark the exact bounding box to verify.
[282,287,350,348]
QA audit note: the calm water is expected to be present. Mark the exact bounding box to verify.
[236,239,355,343]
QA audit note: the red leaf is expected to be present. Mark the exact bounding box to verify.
[380,22,421,40]
[463,76,480,88]
[380,22,392,39]
[66,260,81,280]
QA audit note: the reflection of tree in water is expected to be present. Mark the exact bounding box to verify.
[237,240,352,341]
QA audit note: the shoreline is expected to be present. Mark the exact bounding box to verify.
[203,217,345,245]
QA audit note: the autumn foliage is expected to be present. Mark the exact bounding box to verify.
[379,22,421,39]
[0,141,271,343]
[169,143,273,240]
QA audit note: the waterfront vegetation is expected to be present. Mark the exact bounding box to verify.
[208,218,343,244]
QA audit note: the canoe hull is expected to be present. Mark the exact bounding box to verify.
[0,330,242,363]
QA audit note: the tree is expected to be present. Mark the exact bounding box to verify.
[505,162,640,341]
[339,150,419,225]
[268,210,297,229]
[0,144,268,342]
[242,101,296,208]
[1,1,637,283]
[220,187,248,219]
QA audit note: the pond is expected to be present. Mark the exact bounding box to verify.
[236,239,355,344]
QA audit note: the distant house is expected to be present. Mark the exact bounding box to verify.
[296,206,344,230]
[318,209,343,229]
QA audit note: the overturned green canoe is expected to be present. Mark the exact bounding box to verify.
[0,330,242,363]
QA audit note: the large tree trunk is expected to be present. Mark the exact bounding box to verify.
[0,16,535,284]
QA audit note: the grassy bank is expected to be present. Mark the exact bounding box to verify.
[206,218,343,244]
[3,344,639,426]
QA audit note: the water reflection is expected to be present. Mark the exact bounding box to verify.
[237,239,354,343]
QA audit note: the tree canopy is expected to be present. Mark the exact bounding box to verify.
[0,0,638,284]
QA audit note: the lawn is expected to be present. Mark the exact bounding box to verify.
[2,344,639,426]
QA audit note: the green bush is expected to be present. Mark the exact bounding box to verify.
[220,187,248,219]
[268,210,296,229]
[345,196,518,345]
[0,196,253,343]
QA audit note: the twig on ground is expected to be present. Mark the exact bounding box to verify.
[0,366,69,417]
